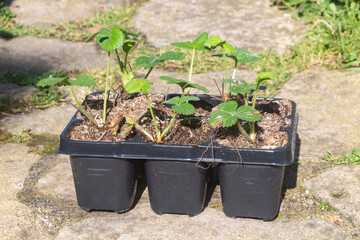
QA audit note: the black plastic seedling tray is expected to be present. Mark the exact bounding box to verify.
[58,94,298,219]
[59,99,297,166]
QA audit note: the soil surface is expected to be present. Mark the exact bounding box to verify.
[66,91,293,149]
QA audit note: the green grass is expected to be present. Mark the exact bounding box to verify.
[271,0,360,68]
[324,147,360,165]
[0,72,66,113]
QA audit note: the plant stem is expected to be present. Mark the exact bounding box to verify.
[124,52,129,72]
[159,113,177,141]
[250,86,260,144]
[144,67,153,79]
[145,95,161,141]
[236,120,254,144]
[222,47,229,99]
[187,47,196,96]
[115,49,125,85]
[103,51,111,123]
[232,61,238,80]
[70,85,98,126]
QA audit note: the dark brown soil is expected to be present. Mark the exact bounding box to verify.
[67,91,293,149]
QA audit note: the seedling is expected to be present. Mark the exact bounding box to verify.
[210,72,275,143]
[87,27,139,122]
[159,76,209,96]
[171,32,209,95]
[36,75,99,126]
[124,78,201,143]
[205,35,234,100]
[135,51,186,79]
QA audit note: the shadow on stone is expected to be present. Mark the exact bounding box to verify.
[282,134,301,195]
[0,30,15,39]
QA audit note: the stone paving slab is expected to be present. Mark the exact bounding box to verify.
[37,154,77,203]
[56,202,350,240]
[0,36,114,74]
[0,144,47,239]
[302,165,360,230]
[133,0,306,53]
[276,69,360,161]
[0,103,76,135]
[4,0,128,26]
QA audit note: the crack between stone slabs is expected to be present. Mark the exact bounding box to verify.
[16,153,91,237]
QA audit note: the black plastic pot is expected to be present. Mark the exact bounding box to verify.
[218,164,285,220]
[59,93,298,219]
[70,156,137,213]
[144,160,208,216]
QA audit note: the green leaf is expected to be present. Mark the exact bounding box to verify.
[36,75,67,87]
[86,32,98,42]
[96,28,124,51]
[180,96,200,102]
[223,43,234,54]
[135,54,158,70]
[158,51,186,61]
[123,41,136,54]
[227,47,262,64]
[186,82,209,93]
[118,28,139,37]
[229,85,254,94]
[172,102,195,115]
[69,75,96,87]
[159,76,208,93]
[194,45,209,51]
[159,76,187,85]
[219,101,237,113]
[256,72,275,85]
[236,106,261,122]
[192,32,208,48]
[141,81,152,94]
[209,101,239,127]
[124,78,152,94]
[209,110,237,127]
[170,41,193,49]
[164,96,199,105]
[222,78,239,85]
[205,36,226,49]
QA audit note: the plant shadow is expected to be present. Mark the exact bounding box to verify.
[281,134,301,198]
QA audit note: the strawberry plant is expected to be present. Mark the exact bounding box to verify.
[87,27,139,123]
[171,32,209,95]
[124,78,206,143]
[210,72,275,143]
[36,75,99,126]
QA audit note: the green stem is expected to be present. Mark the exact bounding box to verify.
[159,113,177,141]
[236,120,254,144]
[124,52,129,72]
[70,85,98,126]
[189,47,195,83]
[222,47,229,99]
[144,67,153,79]
[115,49,125,80]
[250,87,259,143]
[187,47,196,96]
[145,95,161,141]
[232,61,238,80]
[103,51,111,123]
